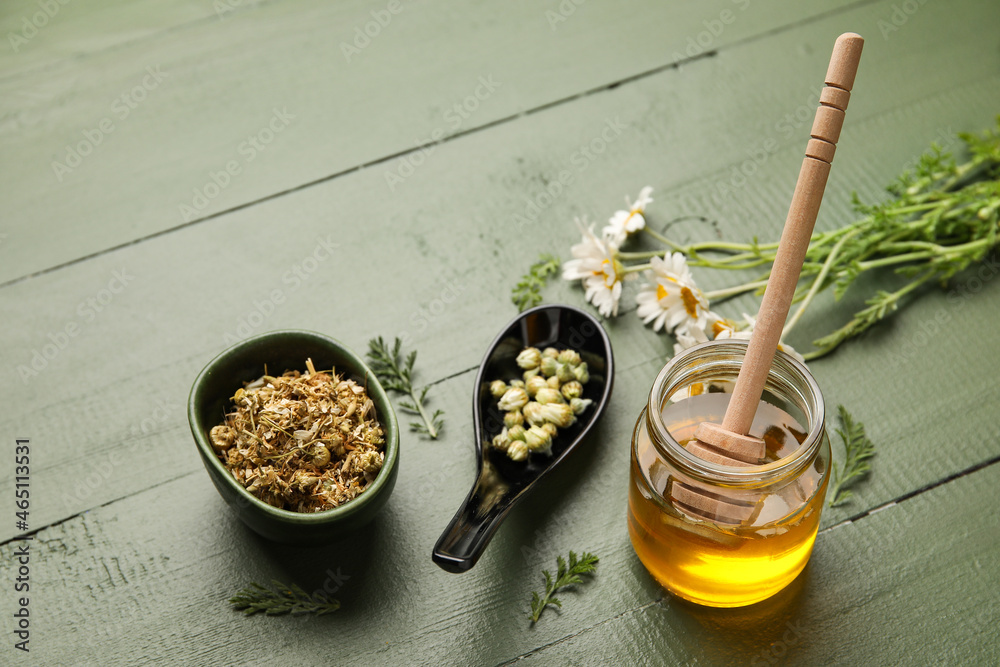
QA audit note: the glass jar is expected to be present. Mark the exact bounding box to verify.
[628,339,830,608]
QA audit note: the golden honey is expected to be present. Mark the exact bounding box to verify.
[627,341,830,608]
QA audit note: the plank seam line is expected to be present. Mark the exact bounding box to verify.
[496,597,665,666]
[0,0,887,291]
[0,469,198,549]
[819,453,1000,534]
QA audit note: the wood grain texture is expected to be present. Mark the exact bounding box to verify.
[0,0,864,284]
[1,0,999,541]
[505,463,1000,666]
[0,0,999,663]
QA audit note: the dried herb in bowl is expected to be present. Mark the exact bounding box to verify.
[210,358,385,513]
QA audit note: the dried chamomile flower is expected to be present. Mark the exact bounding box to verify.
[541,423,558,438]
[540,357,559,378]
[498,386,529,411]
[539,402,575,428]
[570,397,593,415]
[556,363,576,383]
[561,381,583,400]
[505,410,525,428]
[516,347,542,370]
[523,402,545,427]
[211,359,385,513]
[573,362,590,384]
[510,379,526,388]
[493,429,511,452]
[526,375,548,397]
[542,347,559,359]
[210,425,236,453]
[508,425,527,441]
[523,367,541,381]
[490,380,509,398]
[534,387,564,405]
[546,376,561,389]
[508,440,529,461]
[524,425,553,452]
[557,349,581,366]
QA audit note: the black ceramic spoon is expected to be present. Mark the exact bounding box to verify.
[432,305,614,573]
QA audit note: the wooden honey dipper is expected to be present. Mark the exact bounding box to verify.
[672,33,864,524]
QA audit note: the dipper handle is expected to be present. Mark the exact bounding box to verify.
[721,33,863,437]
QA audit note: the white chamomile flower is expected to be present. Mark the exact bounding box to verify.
[562,219,624,318]
[715,313,806,364]
[672,321,710,357]
[635,252,711,333]
[602,186,654,245]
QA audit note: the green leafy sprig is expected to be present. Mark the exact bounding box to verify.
[529,551,599,624]
[828,405,877,507]
[366,337,443,439]
[229,580,340,616]
[512,254,561,312]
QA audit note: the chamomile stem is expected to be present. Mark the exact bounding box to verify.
[641,227,686,252]
[782,229,860,339]
[410,387,438,439]
[621,263,652,275]
[703,279,770,301]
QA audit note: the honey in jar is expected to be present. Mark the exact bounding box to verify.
[628,340,830,607]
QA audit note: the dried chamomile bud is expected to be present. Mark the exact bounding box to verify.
[561,380,583,400]
[558,349,581,366]
[508,425,527,441]
[570,397,594,415]
[556,362,576,383]
[534,387,564,405]
[504,410,525,428]
[309,443,331,467]
[508,440,529,461]
[210,425,236,453]
[523,402,545,427]
[516,347,542,370]
[522,367,541,381]
[573,362,590,384]
[292,470,319,491]
[546,376,561,389]
[492,429,511,452]
[542,347,559,359]
[541,423,558,438]
[540,356,559,378]
[525,375,548,397]
[498,386,529,411]
[510,379,525,388]
[539,402,575,428]
[490,380,508,398]
[524,425,553,452]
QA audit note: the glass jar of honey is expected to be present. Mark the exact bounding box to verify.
[628,339,830,607]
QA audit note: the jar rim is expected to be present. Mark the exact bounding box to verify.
[645,339,826,487]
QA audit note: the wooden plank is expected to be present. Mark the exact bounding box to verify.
[0,0,865,283]
[503,463,1000,666]
[2,0,999,542]
[1,413,995,665]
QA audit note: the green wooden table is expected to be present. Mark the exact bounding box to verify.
[2,1,998,664]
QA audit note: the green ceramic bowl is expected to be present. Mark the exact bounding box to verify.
[188,330,399,545]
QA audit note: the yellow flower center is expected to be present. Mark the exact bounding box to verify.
[680,286,700,318]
